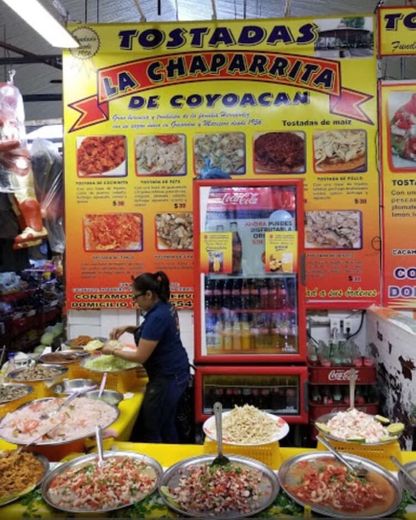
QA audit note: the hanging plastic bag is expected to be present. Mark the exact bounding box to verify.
[31,138,65,253]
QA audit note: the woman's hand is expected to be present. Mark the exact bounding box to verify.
[102,342,115,355]
[109,325,135,340]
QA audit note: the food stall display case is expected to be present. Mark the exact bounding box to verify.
[193,179,306,364]
[194,365,309,423]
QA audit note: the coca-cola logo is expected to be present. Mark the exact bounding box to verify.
[328,369,360,382]
[222,192,259,205]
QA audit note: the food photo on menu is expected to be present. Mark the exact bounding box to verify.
[253,132,306,174]
[155,212,193,250]
[83,213,143,252]
[76,135,126,177]
[389,91,416,170]
[135,134,186,176]
[194,132,246,177]
[305,210,362,249]
[313,129,367,172]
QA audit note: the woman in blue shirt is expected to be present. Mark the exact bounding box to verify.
[103,271,190,443]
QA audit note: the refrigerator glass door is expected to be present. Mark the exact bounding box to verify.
[196,182,304,360]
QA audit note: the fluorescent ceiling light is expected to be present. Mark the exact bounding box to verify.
[2,0,79,48]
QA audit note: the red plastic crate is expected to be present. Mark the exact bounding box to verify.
[308,365,376,384]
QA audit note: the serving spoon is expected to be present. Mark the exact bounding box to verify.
[347,368,358,410]
[211,402,230,467]
[317,435,368,478]
[95,425,105,466]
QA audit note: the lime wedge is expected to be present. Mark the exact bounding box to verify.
[316,422,331,433]
[346,436,365,442]
[387,423,405,435]
[375,415,390,424]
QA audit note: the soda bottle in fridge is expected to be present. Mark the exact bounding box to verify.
[307,338,319,366]
[214,316,224,351]
[222,318,233,351]
[231,278,241,308]
[318,340,331,367]
[251,315,261,350]
[259,279,269,309]
[205,278,214,310]
[232,316,242,351]
[230,221,243,275]
[206,313,217,352]
[240,279,250,309]
[222,278,232,309]
[240,313,251,350]
[311,386,322,403]
[333,385,343,404]
[241,387,252,406]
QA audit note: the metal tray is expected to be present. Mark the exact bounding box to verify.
[0,451,49,507]
[7,364,68,382]
[159,454,279,518]
[0,382,33,404]
[42,450,162,513]
[315,411,403,445]
[39,351,87,365]
[51,378,97,396]
[398,460,416,500]
[278,451,402,519]
[0,396,119,446]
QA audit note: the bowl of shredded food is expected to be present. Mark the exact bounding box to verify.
[203,404,289,446]
[0,449,49,506]
[42,451,162,513]
[315,409,404,445]
[81,354,141,373]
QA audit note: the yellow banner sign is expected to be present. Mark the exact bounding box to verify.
[380,81,416,308]
[378,6,416,56]
[63,16,379,310]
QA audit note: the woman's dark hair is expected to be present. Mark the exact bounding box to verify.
[132,271,170,302]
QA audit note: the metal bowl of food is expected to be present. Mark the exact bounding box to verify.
[0,396,119,446]
[6,364,68,383]
[51,378,97,396]
[86,389,124,406]
[42,450,162,513]
[39,351,87,365]
[0,450,49,507]
[64,335,94,350]
[279,451,401,519]
[81,354,141,374]
[159,454,279,518]
[397,460,416,500]
[315,410,404,445]
[0,383,33,405]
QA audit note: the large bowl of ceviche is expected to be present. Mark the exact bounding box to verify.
[279,451,401,519]
[0,396,119,446]
[42,451,162,513]
[159,454,279,518]
[315,409,405,445]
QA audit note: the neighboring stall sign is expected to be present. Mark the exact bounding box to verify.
[63,16,379,310]
[378,6,416,56]
[380,81,416,308]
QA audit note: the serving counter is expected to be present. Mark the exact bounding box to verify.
[1,441,415,519]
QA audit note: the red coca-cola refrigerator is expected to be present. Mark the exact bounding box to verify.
[193,179,308,423]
